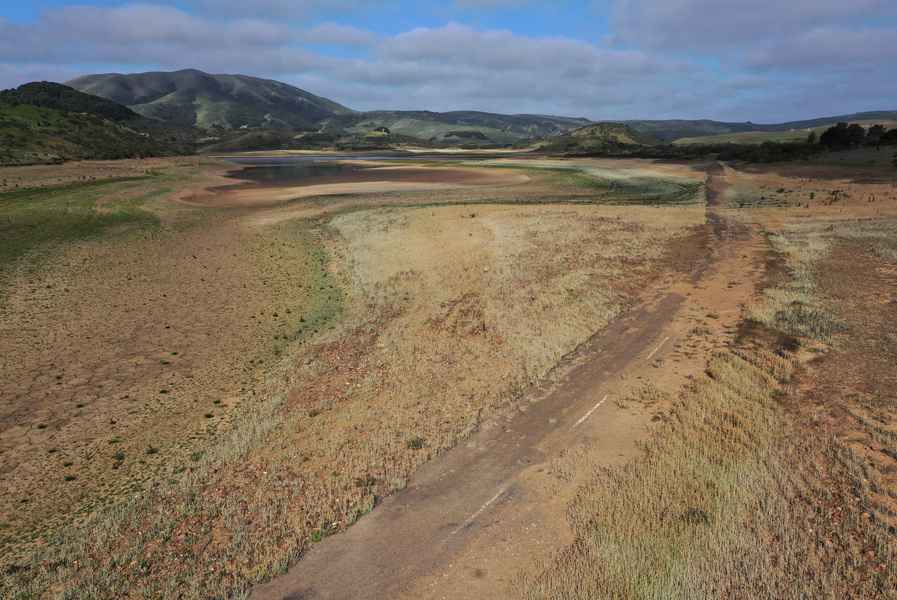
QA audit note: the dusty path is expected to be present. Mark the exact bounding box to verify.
[252,165,766,600]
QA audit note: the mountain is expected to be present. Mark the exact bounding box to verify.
[67,69,354,130]
[67,69,590,145]
[39,68,897,153]
[0,82,192,165]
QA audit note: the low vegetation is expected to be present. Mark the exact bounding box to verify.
[0,182,701,598]
[0,83,193,165]
[517,217,897,599]
[0,177,161,288]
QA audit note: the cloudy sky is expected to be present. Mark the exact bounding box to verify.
[1,0,895,122]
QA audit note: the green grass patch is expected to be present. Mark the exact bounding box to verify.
[0,177,163,295]
[265,220,345,353]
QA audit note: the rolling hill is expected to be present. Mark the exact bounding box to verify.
[10,68,896,155]
[536,122,658,153]
[68,69,354,130]
[66,69,591,146]
[326,110,592,145]
[622,111,897,144]
[0,82,192,165]
[673,118,897,146]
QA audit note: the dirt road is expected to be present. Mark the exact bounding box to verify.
[252,165,766,600]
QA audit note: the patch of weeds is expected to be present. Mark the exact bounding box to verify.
[407,436,426,450]
[354,475,378,488]
[112,451,125,461]
[681,507,711,526]
[0,177,161,297]
[310,522,338,543]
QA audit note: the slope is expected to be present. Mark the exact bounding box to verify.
[68,69,354,130]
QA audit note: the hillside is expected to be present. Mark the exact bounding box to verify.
[0,82,192,165]
[0,81,139,122]
[31,68,897,152]
[327,111,592,146]
[68,69,354,130]
[67,69,590,146]
[674,118,897,146]
[537,122,657,153]
[623,111,897,144]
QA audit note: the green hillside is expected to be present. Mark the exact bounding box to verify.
[0,82,192,165]
[68,69,354,130]
[537,122,657,152]
[0,81,139,122]
[327,111,591,146]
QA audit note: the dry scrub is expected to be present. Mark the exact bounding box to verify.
[516,217,897,599]
[1,199,700,598]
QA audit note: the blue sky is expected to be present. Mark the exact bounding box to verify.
[1,0,895,122]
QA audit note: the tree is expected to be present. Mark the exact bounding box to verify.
[820,122,866,149]
[807,131,818,144]
[846,123,867,147]
[882,128,897,146]
[867,124,886,149]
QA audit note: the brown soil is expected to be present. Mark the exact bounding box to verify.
[0,210,322,550]
[794,241,897,533]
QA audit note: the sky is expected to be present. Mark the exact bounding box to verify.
[1,0,895,122]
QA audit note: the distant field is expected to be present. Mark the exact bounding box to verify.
[673,119,897,145]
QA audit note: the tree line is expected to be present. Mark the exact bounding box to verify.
[816,122,897,150]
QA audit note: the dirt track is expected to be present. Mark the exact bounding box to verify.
[252,167,766,600]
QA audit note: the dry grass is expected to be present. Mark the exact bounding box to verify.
[1,187,701,597]
[515,215,897,599]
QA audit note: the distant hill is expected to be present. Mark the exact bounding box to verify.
[17,68,897,155]
[327,111,592,146]
[67,69,590,145]
[0,82,192,165]
[537,122,656,153]
[570,122,657,145]
[622,111,897,144]
[0,81,139,122]
[674,118,897,146]
[68,69,354,130]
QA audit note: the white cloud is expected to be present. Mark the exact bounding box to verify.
[1,1,894,121]
[304,23,377,46]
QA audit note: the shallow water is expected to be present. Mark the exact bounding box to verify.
[227,162,351,185]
